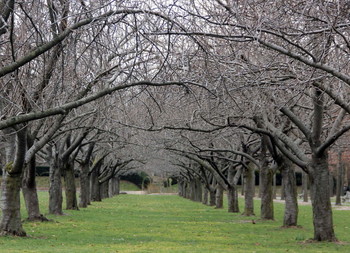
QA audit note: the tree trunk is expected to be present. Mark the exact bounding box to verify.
[215,184,224,208]
[302,171,308,202]
[115,177,120,195]
[189,180,195,201]
[242,164,255,216]
[100,180,109,199]
[49,156,63,215]
[63,161,79,210]
[194,179,202,202]
[273,173,277,199]
[0,127,27,236]
[202,187,208,205]
[260,167,274,220]
[209,188,216,206]
[280,177,285,200]
[185,181,190,198]
[0,170,26,236]
[329,173,335,197]
[335,153,343,205]
[79,162,90,208]
[22,158,48,221]
[90,166,101,202]
[309,155,336,241]
[227,186,239,213]
[281,164,298,227]
[178,179,184,197]
[258,171,262,198]
[108,177,119,197]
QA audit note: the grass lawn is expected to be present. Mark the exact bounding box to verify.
[0,191,350,252]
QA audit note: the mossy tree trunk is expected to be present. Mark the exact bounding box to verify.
[0,126,27,236]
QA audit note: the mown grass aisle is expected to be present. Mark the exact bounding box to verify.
[1,194,350,252]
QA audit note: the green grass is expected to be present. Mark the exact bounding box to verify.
[0,192,349,252]
[119,181,141,191]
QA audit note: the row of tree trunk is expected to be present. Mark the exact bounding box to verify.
[0,128,122,236]
[178,161,309,229]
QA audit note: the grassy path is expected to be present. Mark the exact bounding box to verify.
[1,194,350,252]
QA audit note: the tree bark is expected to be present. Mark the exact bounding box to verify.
[227,186,239,213]
[178,179,184,197]
[22,156,48,221]
[194,179,202,202]
[335,152,343,205]
[0,171,26,236]
[309,155,336,241]
[202,187,208,205]
[63,161,79,210]
[100,180,109,199]
[227,166,240,213]
[49,155,63,215]
[273,173,277,199]
[260,167,274,220]
[109,176,120,197]
[215,184,224,208]
[209,187,216,206]
[242,164,255,216]
[302,171,308,202]
[280,177,285,200]
[90,164,101,202]
[79,162,91,207]
[0,127,27,236]
[281,163,298,227]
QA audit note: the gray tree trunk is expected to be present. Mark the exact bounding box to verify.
[242,164,255,216]
[335,152,343,205]
[215,184,224,208]
[79,162,90,207]
[90,165,101,202]
[63,161,79,210]
[209,188,216,206]
[49,155,63,215]
[0,127,27,236]
[281,163,298,227]
[273,174,277,199]
[108,177,120,197]
[22,156,48,221]
[309,155,336,241]
[302,171,308,202]
[202,187,208,205]
[193,179,202,202]
[0,170,26,236]
[100,180,109,199]
[241,173,244,196]
[260,167,274,220]
[227,186,239,213]
[178,180,183,197]
[227,166,240,213]
[280,178,285,200]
